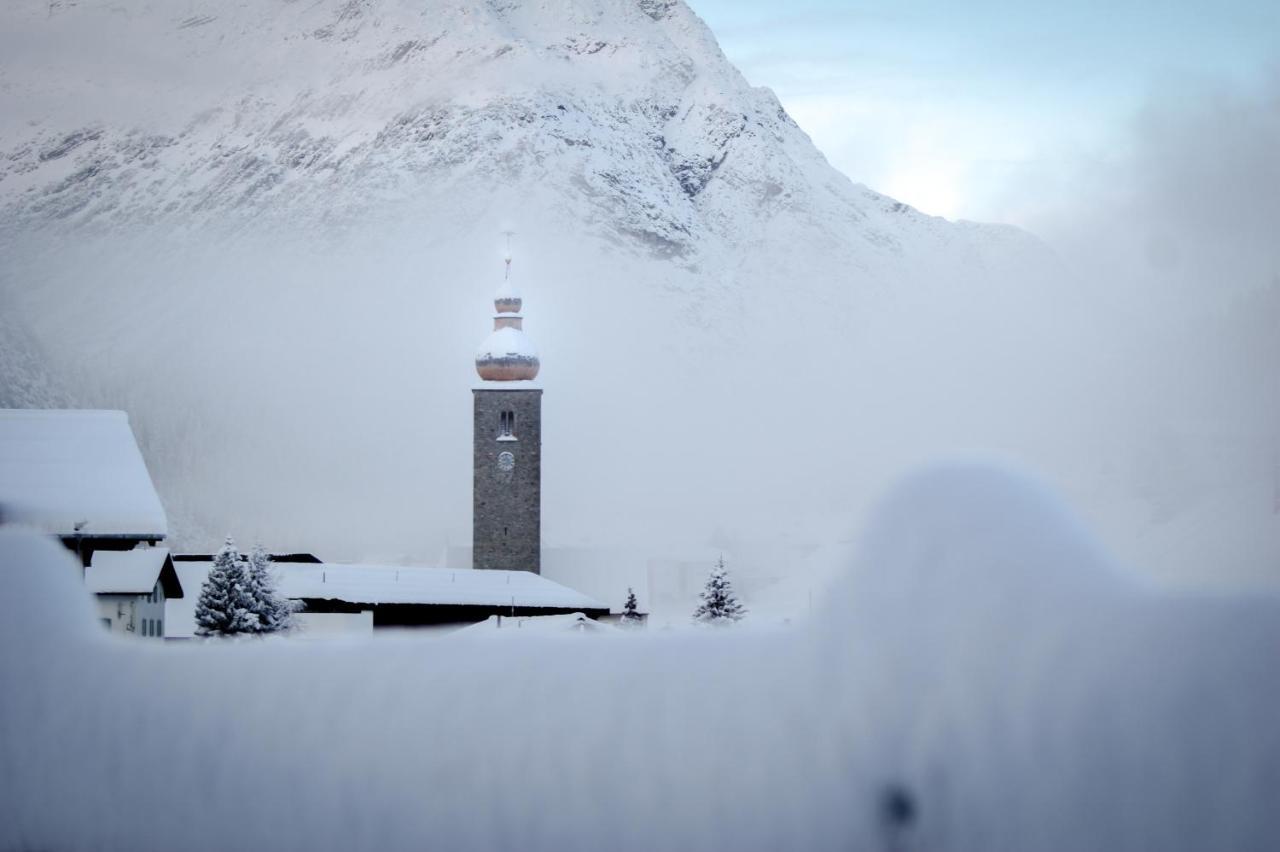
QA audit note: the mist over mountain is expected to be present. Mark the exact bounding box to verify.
[0,0,1272,593]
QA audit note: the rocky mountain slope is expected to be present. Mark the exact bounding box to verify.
[0,0,1036,266]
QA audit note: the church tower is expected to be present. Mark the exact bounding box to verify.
[472,251,542,573]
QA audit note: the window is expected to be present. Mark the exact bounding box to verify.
[498,410,516,439]
[156,620,163,638]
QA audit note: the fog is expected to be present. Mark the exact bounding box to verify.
[0,9,1275,602]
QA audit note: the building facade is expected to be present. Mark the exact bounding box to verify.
[85,547,184,638]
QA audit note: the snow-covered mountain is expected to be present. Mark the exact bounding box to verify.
[0,0,1104,579]
[0,0,1038,265]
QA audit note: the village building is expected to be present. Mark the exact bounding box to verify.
[3,259,627,638]
[85,547,184,638]
[165,559,607,637]
[0,409,168,566]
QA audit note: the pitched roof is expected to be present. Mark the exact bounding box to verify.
[164,561,608,638]
[0,409,168,538]
[281,564,608,610]
[86,548,182,597]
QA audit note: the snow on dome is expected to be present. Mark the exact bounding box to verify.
[476,326,540,381]
[494,277,523,313]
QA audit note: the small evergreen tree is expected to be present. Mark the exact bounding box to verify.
[195,538,297,637]
[692,556,746,625]
[620,587,643,628]
[195,537,260,636]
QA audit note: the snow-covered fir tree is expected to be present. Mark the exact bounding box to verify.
[621,587,643,628]
[194,537,260,636]
[246,545,297,633]
[692,556,746,625]
[195,538,296,637]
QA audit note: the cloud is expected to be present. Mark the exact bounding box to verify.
[1001,70,1280,581]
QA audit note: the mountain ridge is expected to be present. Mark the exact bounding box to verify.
[0,0,1039,267]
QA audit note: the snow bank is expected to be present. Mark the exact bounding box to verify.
[823,463,1280,849]
[2,465,1278,851]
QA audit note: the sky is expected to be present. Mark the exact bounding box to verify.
[692,0,1279,226]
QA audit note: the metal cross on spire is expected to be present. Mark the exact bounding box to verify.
[502,230,516,280]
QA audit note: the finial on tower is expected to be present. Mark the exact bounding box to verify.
[495,231,522,314]
[477,233,539,381]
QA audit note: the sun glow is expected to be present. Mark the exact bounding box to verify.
[882,161,966,220]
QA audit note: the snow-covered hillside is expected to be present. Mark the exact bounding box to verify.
[0,0,1038,267]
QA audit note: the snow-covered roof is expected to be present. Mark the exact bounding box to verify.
[282,564,605,610]
[0,410,168,538]
[164,562,608,638]
[86,547,175,595]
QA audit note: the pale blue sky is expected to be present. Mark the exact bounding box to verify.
[690,0,1279,224]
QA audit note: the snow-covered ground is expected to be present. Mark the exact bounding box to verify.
[2,464,1277,851]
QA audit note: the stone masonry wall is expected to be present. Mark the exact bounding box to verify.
[472,389,542,573]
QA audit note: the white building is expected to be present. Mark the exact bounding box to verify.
[85,547,183,639]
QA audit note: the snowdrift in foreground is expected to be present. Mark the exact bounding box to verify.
[2,464,1277,851]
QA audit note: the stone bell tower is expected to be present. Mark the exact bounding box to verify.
[472,250,542,573]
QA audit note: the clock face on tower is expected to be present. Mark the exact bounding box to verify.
[497,451,516,472]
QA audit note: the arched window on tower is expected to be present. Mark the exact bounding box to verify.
[498,411,516,440]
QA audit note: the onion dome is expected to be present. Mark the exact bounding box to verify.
[476,259,539,381]
[494,275,523,315]
[476,326,540,381]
